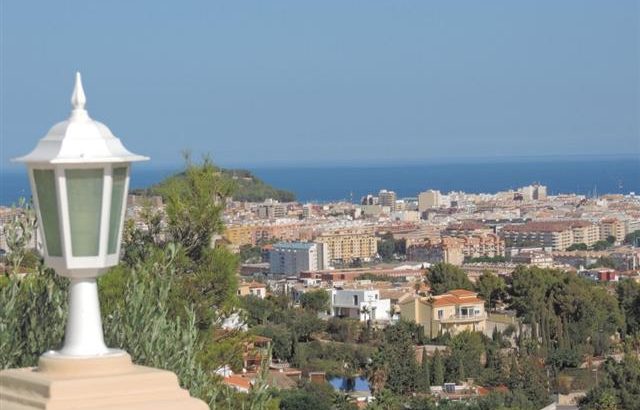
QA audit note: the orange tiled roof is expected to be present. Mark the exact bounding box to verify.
[223,375,252,390]
[428,289,484,307]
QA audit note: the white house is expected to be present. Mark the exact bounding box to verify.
[329,288,391,322]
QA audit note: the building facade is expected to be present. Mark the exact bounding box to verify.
[317,232,377,264]
[400,289,486,338]
[330,288,392,322]
[418,190,442,213]
[269,242,328,275]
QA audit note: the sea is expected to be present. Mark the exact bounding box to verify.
[1,157,639,206]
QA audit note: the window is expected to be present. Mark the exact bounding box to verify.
[437,310,443,319]
[353,295,359,306]
[66,168,103,256]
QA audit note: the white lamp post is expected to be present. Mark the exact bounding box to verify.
[13,72,148,357]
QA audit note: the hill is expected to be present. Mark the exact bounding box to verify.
[135,167,296,203]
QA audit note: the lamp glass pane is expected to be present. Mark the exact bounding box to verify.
[33,169,62,257]
[66,169,103,257]
[107,167,127,254]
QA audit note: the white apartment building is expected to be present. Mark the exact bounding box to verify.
[269,242,328,275]
[329,288,392,322]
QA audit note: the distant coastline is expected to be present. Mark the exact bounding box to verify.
[1,156,638,206]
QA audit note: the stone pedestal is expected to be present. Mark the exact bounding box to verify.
[0,353,208,410]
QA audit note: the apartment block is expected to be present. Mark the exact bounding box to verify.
[378,190,397,212]
[600,218,626,243]
[317,232,377,264]
[269,242,328,275]
[224,225,255,246]
[500,220,598,250]
[257,199,286,219]
[418,190,442,213]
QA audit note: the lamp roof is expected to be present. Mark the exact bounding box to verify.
[14,72,149,165]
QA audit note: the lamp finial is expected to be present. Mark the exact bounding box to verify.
[71,72,86,111]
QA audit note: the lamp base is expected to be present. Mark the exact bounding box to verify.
[0,353,208,410]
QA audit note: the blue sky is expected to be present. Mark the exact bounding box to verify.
[1,0,638,168]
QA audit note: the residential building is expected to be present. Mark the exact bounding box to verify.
[378,189,397,211]
[600,218,626,243]
[224,225,255,246]
[257,199,286,219]
[510,251,554,268]
[519,184,547,201]
[406,238,464,266]
[237,282,267,299]
[500,220,598,250]
[317,231,377,264]
[400,289,486,338]
[458,234,505,259]
[418,190,442,213]
[330,288,392,322]
[269,242,328,275]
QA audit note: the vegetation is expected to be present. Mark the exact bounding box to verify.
[624,230,640,246]
[5,159,640,409]
[579,356,640,410]
[475,271,507,311]
[377,232,406,261]
[567,243,589,251]
[510,266,623,358]
[426,263,474,295]
[141,164,295,203]
[299,289,330,313]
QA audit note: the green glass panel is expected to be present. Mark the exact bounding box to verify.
[108,167,127,254]
[66,169,103,256]
[33,169,62,257]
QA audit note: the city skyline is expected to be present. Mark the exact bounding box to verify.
[1,0,638,168]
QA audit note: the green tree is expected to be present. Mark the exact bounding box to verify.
[427,263,474,295]
[300,289,330,313]
[372,322,419,395]
[624,230,640,246]
[157,156,234,261]
[278,381,334,410]
[3,198,37,275]
[445,331,485,382]
[567,243,589,251]
[579,356,640,410]
[431,349,445,386]
[592,240,613,251]
[509,266,623,359]
[252,324,294,362]
[0,267,67,368]
[617,280,640,336]
[417,348,431,392]
[476,272,506,311]
[378,236,396,261]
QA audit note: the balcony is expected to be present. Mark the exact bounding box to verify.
[438,313,487,324]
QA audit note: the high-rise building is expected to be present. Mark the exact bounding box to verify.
[418,190,442,213]
[378,189,397,211]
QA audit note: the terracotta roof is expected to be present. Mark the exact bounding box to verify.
[427,289,484,307]
[223,375,252,390]
[447,289,476,297]
[502,220,594,233]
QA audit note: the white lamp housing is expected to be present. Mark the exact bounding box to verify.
[13,73,148,357]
